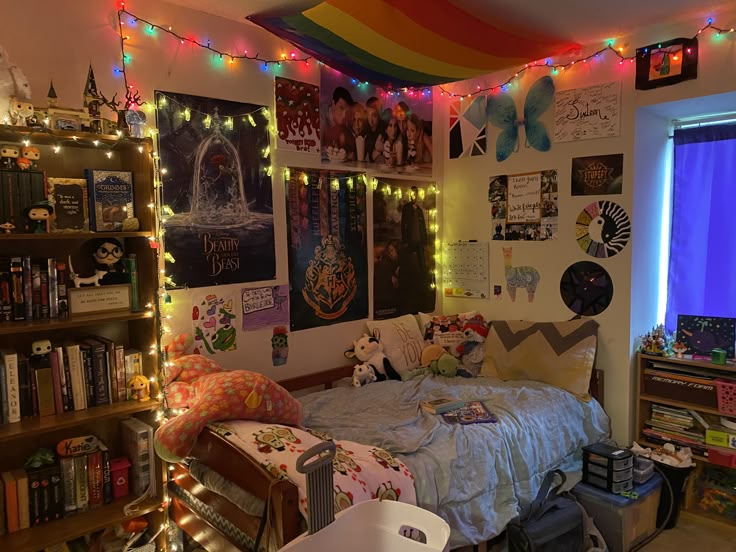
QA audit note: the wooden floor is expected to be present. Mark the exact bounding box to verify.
[640,512,736,551]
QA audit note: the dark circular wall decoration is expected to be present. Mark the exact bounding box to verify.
[560,261,614,316]
[576,200,631,258]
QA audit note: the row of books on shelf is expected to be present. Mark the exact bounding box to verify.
[0,419,153,536]
[0,340,145,425]
[0,256,69,322]
[644,403,736,457]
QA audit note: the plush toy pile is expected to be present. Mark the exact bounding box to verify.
[154,334,303,463]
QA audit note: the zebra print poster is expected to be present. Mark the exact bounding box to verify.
[575,200,631,258]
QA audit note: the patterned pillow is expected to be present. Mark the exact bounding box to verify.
[366,314,425,375]
[417,311,481,351]
[481,319,599,399]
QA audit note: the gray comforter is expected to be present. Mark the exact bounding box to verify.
[299,374,610,548]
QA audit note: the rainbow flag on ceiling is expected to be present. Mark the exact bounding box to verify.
[248,0,579,88]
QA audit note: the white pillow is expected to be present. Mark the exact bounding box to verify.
[366,314,425,375]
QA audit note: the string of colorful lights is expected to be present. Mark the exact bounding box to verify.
[438,18,735,98]
[115,3,312,98]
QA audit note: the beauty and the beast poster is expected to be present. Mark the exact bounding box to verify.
[286,169,368,330]
[155,91,276,288]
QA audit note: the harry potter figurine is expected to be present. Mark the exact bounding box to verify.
[24,200,53,233]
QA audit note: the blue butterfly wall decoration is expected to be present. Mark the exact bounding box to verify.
[486,76,555,162]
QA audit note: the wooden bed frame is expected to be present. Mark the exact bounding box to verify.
[169,366,605,551]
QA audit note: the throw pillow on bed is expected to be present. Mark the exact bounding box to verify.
[416,311,479,350]
[366,314,425,376]
[481,319,599,399]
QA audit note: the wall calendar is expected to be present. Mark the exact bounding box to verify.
[442,241,490,299]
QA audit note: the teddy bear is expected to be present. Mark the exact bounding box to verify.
[454,322,488,378]
[351,363,377,387]
[402,344,459,380]
[344,332,401,382]
[153,334,304,463]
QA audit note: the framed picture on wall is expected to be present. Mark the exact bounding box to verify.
[635,37,698,90]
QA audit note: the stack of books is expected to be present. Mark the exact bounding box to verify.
[642,404,706,456]
[0,342,144,425]
[420,397,498,425]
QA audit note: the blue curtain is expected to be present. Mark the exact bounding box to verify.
[666,124,736,331]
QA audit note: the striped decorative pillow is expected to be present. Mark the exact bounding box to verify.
[481,319,599,399]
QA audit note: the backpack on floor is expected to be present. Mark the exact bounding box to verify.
[507,470,585,552]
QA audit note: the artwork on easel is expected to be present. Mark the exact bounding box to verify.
[676,315,736,359]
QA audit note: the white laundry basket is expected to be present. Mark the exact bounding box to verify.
[279,442,450,552]
[280,498,451,552]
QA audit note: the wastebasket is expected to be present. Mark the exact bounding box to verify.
[654,461,694,529]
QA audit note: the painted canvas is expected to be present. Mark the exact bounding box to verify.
[449,96,486,159]
[489,170,558,241]
[676,315,736,359]
[571,153,623,195]
[576,200,631,258]
[373,180,437,320]
[320,67,433,176]
[275,77,320,154]
[286,169,368,330]
[155,91,276,288]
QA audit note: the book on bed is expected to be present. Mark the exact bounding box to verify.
[442,401,498,425]
[420,397,465,414]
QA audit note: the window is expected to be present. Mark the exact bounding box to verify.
[664,122,736,330]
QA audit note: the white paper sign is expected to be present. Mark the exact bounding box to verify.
[242,287,276,314]
[554,81,621,143]
[507,173,541,224]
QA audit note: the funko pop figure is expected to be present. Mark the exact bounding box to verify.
[24,200,54,233]
[1,144,19,169]
[16,146,40,170]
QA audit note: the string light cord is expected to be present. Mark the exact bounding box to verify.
[438,18,735,99]
[116,5,311,91]
[154,91,270,123]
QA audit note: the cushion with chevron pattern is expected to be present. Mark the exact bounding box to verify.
[481,319,599,399]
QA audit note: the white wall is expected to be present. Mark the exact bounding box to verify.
[3,0,735,443]
[437,10,736,442]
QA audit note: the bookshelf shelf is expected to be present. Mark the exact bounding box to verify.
[0,400,161,443]
[0,495,161,552]
[0,231,153,241]
[0,126,163,547]
[636,353,736,526]
[0,310,153,336]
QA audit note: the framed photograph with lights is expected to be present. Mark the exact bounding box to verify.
[635,37,698,90]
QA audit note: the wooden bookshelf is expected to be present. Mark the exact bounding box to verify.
[0,310,154,335]
[0,401,160,443]
[0,231,153,241]
[0,126,163,547]
[635,353,736,526]
[0,495,161,552]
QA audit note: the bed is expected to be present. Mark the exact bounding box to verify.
[168,365,608,551]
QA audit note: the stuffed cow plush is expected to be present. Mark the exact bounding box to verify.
[344,332,401,382]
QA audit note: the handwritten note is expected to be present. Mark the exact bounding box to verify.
[507,173,541,224]
[242,284,289,331]
[554,82,621,143]
[243,287,276,314]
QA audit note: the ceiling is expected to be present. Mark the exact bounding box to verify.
[162,0,734,46]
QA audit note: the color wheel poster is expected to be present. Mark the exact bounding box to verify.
[286,169,368,330]
[155,90,276,288]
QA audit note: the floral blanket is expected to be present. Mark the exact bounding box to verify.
[209,420,417,519]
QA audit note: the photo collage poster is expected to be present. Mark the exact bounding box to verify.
[286,169,368,330]
[155,91,276,288]
[320,68,433,176]
[373,179,436,320]
[489,170,559,241]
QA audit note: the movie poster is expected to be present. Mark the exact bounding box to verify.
[489,170,559,241]
[373,180,436,320]
[275,77,320,154]
[320,68,433,176]
[286,169,368,331]
[155,91,276,288]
